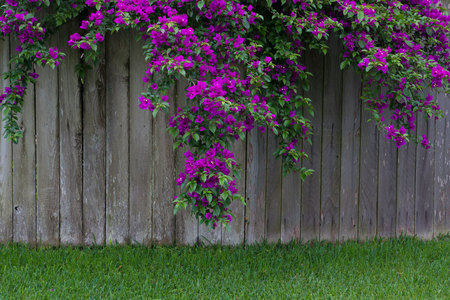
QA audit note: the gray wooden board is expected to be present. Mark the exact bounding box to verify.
[434,93,450,235]
[415,117,435,239]
[83,45,106,245]
[396,139,416,236]
[199,215,222,245]
[359,102,378,240]
[245,129,267,244]
[339,68,361,241]
[320,36,342,241]
[377,131,397,238]
[59,23,83,245]
[0,38,12,243]
[106,31,130,244]
[35,34,59,245]
[301,50,323,242]
[12,62,36,244]
[222,138,246,245]
[129,35,152,245]
[152,84,175,245]
[266,133,282,243]
[281,170,301,243]
[174,77,198,245]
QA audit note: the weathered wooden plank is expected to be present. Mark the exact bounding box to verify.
[245,128,267,244]
[59,23,83,245]
[199,215,222,245]
[281,170,301,243]
[35,34,59,245]
[106,31,130,244]
[0,38,12,243]
[266,133,282,243]
[222,138,246,245]
[377,131,397,238]
[434,92,450,235]
[83,45,106,245]
[396,138,416,236]
[175,77,198,245]
[129,36,152,245]
[301,50,323,242]
[152,85,175,245]
[339,68,361,241]
[415,115,435,239]
[320,36,342,242]
[12,60,36,244]
[359,102,378,240]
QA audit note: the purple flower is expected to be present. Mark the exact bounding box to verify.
[205,212,212,220]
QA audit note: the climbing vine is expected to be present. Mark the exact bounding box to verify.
[1,0,449,229]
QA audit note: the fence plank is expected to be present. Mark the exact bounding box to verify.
[434,93,450,235]
[320,36,342,241]
[129,36,152,245]
[415,116,435,239]
[265,134,282,243]
[377,133,397,238]
[222,138,246,245]
[152,86,175,245]
[0,38,12,243]
[35,34,59,245]
[12,72,36,244]
[59,23,83,245]
[339,68,361,241]
[281,171,301,243]
[175,78,198,245]
[106,31,130,244]
[245,129,267,244]
[83,45,106,245]
[397,140,416,236]
[359,102,378,240]
[301,50,323,242]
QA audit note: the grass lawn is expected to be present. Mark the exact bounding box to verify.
[0,236,448,299]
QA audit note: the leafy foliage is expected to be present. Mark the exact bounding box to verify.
[1,0,449,228]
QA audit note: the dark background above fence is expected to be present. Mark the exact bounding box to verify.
[0,27,449,246]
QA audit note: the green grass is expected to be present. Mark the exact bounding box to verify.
[0,236,448,299]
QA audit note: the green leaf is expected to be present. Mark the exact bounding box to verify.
[197,0,205,10]
[357,11,364,22]
[209,123,216,133]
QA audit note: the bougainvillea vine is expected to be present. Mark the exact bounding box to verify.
[1,0,449,229]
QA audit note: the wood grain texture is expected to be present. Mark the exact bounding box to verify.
[339,68,361,241]
[415,117,435,239]
[83,45,106,245]
[265,134,282,243]
[59,23,83,245]
[377,133,397,238]
[0,38,12,243]
[301,50,323,242]
[359,102,378,240]
[129,36,152,245]
[222,138,246,245]
[152,85,175,245]
[396,140,416,236]
[106,31,130,244]
[320,36,342,242]
[434,93,450,235]
[35,34,59,245]
[281,171,301,243]
[245,129,267,244]
[174,77,198,246]
[12,70,36,245]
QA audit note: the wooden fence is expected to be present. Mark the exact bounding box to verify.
[0,28,449,246]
